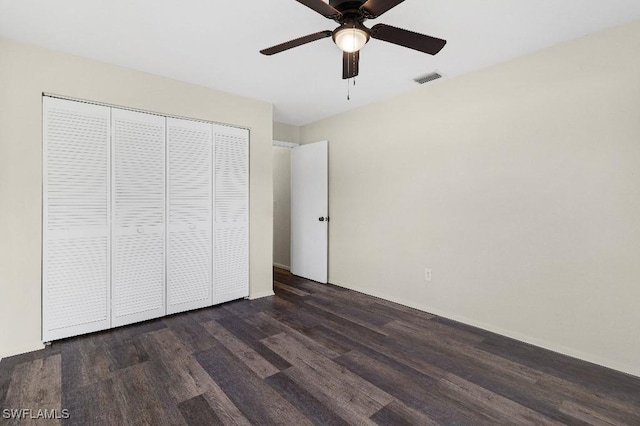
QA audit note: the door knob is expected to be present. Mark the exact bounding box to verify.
[318,217,329,222]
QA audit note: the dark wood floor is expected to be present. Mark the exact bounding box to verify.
[2,268,640,425]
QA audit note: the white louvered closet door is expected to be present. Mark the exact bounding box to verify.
[42,97,111,341]
[111,109,166,327]
[166,118,213,314]
[213,125,249,304]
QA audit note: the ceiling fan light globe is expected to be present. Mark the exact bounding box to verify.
[334,28,369,53]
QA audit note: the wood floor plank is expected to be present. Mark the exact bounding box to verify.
[274,280,311,297]
[178,394,224,426]
[111,361,186,426]
[430,315,498,339]
[251,311,342,359]
[537,374,640,425]
[213,317,292,371]
[138,327,192,361]
[195,340,312,426]
[265,372,350,426]
[439,373,562,426]
[137,330,253,426]
[0,347,61,405]
[202,320,280,379]
[4,354,62,426]
[379,329,587,423]
[385,319,541,383]
[137,329,214,403]
[385,316,486,346]
[310,324,442,380]
[59,336,111,390]
[105,338,149,373]
[334,349,492,425]
[272,275,312,292]
[290,308,451,381]
[278,292,391,343]
[304,296,392,334]
[309,292,397,324]
[262,332,393,423]
[284,367,379,426]
[302,283,380,307]
[478,335,640,405]
[367,300,436,322]
[304,314,591,424]
[198,389,253,426]
[220,298,274,318]
[558,400,628,426]
[63,378,125,426]
[262,333,394,408]
[370,400,440,426]
[135,326,258,426]
[163,313,215,353]
[183,305,231,323]
[246,310,351,357]
[257,298,324,334]
[1,267,639,426]
[363,297,437,318]
[243,313,289,337]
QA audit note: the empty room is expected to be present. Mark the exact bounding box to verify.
[1,0,640,424]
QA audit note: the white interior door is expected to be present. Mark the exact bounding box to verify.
[291,141,328,283]
[166,118,213,314]
[111,108,166,327]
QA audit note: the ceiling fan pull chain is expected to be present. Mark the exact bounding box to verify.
[347,78,351,100]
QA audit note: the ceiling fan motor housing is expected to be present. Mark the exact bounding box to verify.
[329,0,368,13]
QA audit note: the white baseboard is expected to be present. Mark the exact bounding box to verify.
[273,263,290,271]
[249,290,275,300]
[1,343,47,361]
[328,279,640,379]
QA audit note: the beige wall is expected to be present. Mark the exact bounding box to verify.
[273,147,292,269]
[0,38,274,358]
[273,122,300,143]
[300,21,640,377]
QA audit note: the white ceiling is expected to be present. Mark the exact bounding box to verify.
[1,1,640,126]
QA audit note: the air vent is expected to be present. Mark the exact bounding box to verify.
[414,72,443,84]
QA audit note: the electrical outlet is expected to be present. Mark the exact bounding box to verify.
[424,268,432,282]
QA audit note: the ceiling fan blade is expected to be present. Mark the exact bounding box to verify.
[296,0,342,19]
[343,50,359,79]
[360,0,405,19]
[260,31,333,56]
[371,24,446,55]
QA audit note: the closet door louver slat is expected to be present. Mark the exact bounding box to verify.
[111,108,166,327]
[213,125,249,304]
[42,97,111,341]
[167,118,213,314]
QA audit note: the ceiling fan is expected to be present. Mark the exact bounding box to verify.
[260,0,447,79]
